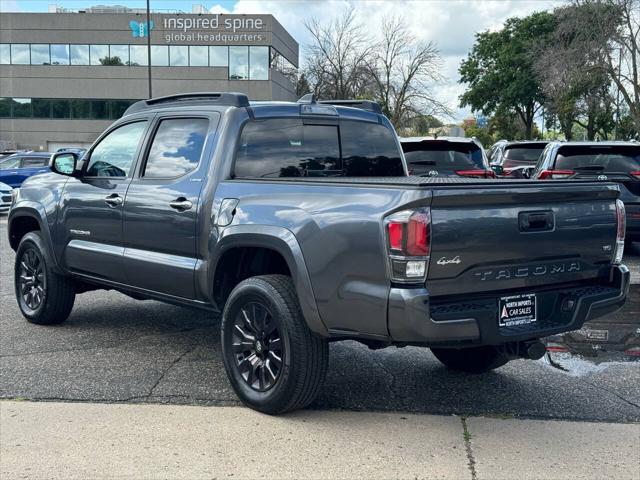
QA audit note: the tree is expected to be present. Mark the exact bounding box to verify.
[99,56,124,66]
[304,7,374,99]
[366,15,449,128]
[459,12,556,139]
[534,1,638,139]
[462,119,494,147]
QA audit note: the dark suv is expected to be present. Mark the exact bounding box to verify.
[8,93,629,414]
[400,136,494,178]
[532,141,640,241]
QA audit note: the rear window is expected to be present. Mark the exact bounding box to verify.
[402,141,484,175]
[234,118,403,178]
[503,144,546,166]
[554,145,640,172]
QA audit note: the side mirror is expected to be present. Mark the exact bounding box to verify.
[50,152,78,176]
[491,164,504,176]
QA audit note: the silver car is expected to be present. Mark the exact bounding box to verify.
[0,181,13,212]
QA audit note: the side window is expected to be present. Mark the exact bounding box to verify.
[86,121,146,177]
[0,157,21,169]
[234,119,340,178]
[340,121,404,176]
[143,118,208,179]
[21,157,47,167]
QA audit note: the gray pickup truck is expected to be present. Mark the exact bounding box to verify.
[8,93,630,414]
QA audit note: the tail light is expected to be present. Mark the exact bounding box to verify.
[613,199,625,264]
[455,169,495,178]
[385,208,431,283]
[630,171,640,179]
[538,170,575,180]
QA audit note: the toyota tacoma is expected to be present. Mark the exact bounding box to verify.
[8,92,630,414]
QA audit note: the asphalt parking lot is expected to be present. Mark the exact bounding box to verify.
[1,214,639,423]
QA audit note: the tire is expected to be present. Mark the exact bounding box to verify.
[221,274,328,414]
[14,231,75,325]
[431,346,509,373]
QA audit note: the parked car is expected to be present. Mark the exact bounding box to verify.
[0,149,26,161]
[0,181,13,212]
[8,92,629,414]
[490,141,548,178]
[0,152,52,188]
[401,136,495,178]
[532,141,640,241]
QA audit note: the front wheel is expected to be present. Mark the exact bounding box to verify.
[15,231,76,325]
[431,346,509,373]
[221,275,328,414]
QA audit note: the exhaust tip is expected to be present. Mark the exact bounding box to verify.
[526,341,546,360]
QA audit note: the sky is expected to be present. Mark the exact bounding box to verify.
[2,0,566,122]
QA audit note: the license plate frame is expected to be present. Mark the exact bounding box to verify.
[498,293,537,327]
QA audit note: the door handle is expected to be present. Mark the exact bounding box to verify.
[519,211,554,232]
[169,198,193,211]
[104,194,123,207]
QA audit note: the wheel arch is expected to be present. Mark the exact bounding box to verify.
[8,204,61,272]
[210,225,327,336]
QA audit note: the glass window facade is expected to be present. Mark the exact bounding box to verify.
[189,46,208,66]
[0,43,296,81]
[0,44,10,64]
[151,45,168,66]
[50,44,70,65]
[32,98,52,118]
[109,44,129,65]
[129,45,148,66]
[10,44,30,64]
[90,45,109,65]
[209,46,228,66]
[30,44,50,65]
[229,46,248,80]
[13,98,32,117]
[169,45,188,66]
[70,44,90,65]
[249,46,269,80]
[0,97,139,120]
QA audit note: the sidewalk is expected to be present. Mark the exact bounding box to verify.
[1,401,638,480]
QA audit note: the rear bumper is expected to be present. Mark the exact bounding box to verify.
[387,265,630,346]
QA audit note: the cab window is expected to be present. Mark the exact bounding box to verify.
[143,118,208,179]
[86,121,147,177]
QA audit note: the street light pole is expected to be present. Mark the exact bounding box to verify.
[146,0,152,98]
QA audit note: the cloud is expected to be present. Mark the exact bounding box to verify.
[223,1,566,121]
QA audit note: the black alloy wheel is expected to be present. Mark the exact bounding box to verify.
[232,301,284,392]
[18,246,47,313]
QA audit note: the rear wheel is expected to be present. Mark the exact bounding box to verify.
[431,346,509,373]
[221,274,328,414]
[15,232,75,325]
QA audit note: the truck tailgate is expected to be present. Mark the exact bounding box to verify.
[426,183,620,297]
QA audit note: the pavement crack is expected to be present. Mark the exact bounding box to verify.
[369,352,406,402]
[461,417,478,480]
[580,378,640,410]
[146,347,196,398]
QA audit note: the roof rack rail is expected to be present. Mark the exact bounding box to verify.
[124,92,250,115]
[318,99,382,114]
[296,93,382,114]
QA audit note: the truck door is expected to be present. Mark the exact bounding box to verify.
[60,120,149,282]
[122,114,218,299]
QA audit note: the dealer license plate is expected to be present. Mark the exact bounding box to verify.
[498,294,536,327]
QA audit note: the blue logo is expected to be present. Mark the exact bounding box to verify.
[129,20,154,38]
